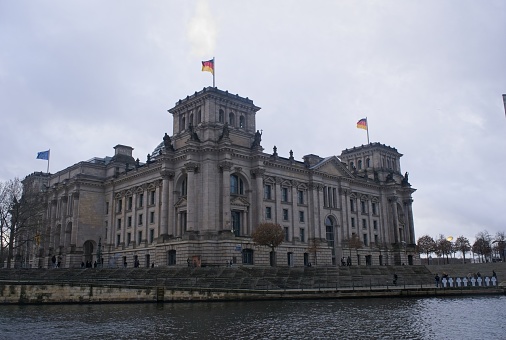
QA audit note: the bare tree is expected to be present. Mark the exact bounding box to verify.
[435,234,452,264]
[416,235,435,262]
[342,234,362,265]
[492,232,506,262]
[473,231,492,263]
[454,235,471,263]
[251,222,284,266]
[0,178,46,268]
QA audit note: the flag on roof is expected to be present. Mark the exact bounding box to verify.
[356,118,367,130]
[37,150,50,160]
[201,59,214,74]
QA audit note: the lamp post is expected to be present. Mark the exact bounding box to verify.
[96,238,103,268]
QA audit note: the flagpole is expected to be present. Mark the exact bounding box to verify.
[47,149,50,174]
[213,57,215,88]
[366,117,370,144]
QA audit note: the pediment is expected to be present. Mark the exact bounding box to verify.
[231,196,250,207]
[174,197,187,208]
[311,156,353,178]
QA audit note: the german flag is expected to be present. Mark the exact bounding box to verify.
[356,118,367,130]
[202,59,214,74]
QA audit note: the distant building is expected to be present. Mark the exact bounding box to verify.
[22,87,417,268]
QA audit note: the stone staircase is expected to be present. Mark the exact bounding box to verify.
[1,262,503,290]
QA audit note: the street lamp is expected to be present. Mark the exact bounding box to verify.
[96,238,103,268]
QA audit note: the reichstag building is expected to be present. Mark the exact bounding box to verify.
[23,87,418,268]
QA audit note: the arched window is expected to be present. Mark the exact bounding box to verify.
[366,158,370,168]
[219,109,224,123]
[230,174,244,195]
[358,160,362,170]
[197,109,202,123]
[350,161,354,169]
[229,112,235,126]
[180,114,186,132]
[180,177,187,197]
[189,113,194,126]
[239,116,245,128]
[325,217,335,248]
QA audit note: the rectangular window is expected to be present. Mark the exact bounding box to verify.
[373,220,378,230]
[138,231,142,245]
[149,229,155,244]
[128,196,133,210]
[117,199,122,213]
[150,211,155,224]
[284,227,289,242]
[362,219,367,229]
[150,191,155,205]
[283,209,289,221]
[351,217,355,229]
[297,190,304,204]
[106,202,109,215]
[361,201,366,214]
[116,234,120,246]
[264,185,272,200]
[180,212,187,231]
[363,234,368,246]
[127,216,132,227]
[138,214,143,225]
[138,193,144,208]
[127,232,131,246]
[299,211,305,223]
[282,187,289,202]
[300,228,305,242]
[265,207,272,219]
[374,234,378,244]
[350,199,355,212]
[117,218,122,230]
[372,202,377,215]
[326,225,335,248]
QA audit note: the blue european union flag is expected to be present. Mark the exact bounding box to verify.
[37,150,50,160]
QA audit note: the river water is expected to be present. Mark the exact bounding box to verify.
[0,296,504,339]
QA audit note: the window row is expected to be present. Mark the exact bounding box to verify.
[108,192,156,214]
[178,109,203,132]
[116,212,156,230]
[264,184,305,204]
[116,229,155,247]
[350,199,378,215]
[350,218,378,230]
[265,207,305,223]
[218,109,246,129]
[349,158,371,170]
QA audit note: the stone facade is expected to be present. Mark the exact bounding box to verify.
[21,87,418,268]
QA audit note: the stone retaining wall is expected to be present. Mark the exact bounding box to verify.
[0,283,503,304]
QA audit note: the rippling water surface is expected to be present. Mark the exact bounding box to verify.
[0,296,504,339]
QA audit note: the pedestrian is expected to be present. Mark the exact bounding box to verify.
[81,261,85,268]
[435,274,440,288]
[123,260,127,268]
[187,258,191,267]
[393,273,398,285]
[492,270,497,279]
[51,255,56,268]
[93,261,97,268]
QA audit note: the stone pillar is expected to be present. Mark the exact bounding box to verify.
[71,193,80,246]
[49,198,57,251]
[219,161,233,231]
[390,196,400,243]
[251,168,265,232]
[60,196,68,249]
[185,162,199,231]
[405,199,415,244]
[160,170,174,236]
[274,177,282,224]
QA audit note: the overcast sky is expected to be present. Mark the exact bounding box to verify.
[1,1,505,243]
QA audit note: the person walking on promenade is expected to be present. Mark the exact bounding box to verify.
[492,270,497,279]
[393,273,398,285]
[435,274,440,288]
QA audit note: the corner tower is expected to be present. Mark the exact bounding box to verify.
[168,87,261,150]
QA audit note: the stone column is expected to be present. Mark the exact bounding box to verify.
[219,161,233,231]
[251,168,265,232]
[405,199,415,244]
[390,196,400,243]
[70,192,79,246]
[185,162,199,231]
[49,198,57,250]
[160,170,174,236]
[60,195,68,248]
[274,177,282,224]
